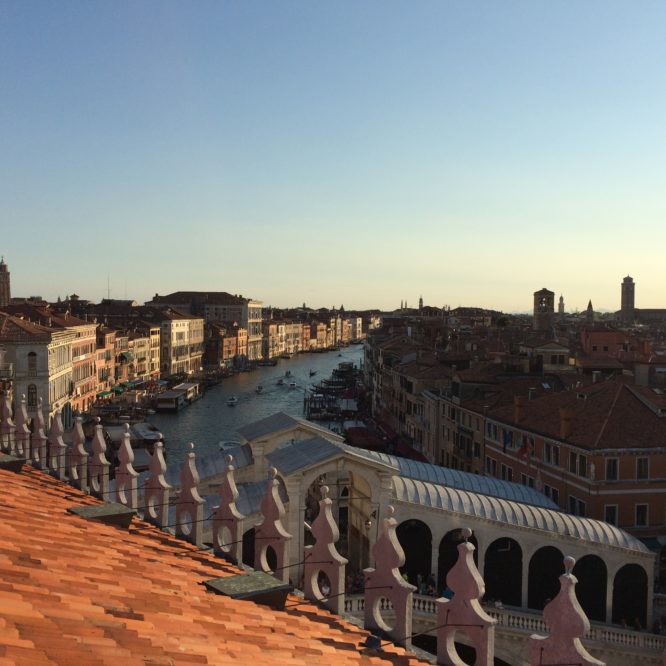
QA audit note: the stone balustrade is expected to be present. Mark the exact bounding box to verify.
[344,593,666,656]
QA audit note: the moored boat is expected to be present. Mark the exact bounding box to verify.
[226,396,238,406]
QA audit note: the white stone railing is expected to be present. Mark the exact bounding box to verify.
[343,594,666,654]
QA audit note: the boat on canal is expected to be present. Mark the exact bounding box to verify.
[226,396,238,406]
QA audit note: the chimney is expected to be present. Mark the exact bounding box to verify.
[528,387,536,400]
[514,395,525,423]
[559,407,572,439]
[592,370,601,384]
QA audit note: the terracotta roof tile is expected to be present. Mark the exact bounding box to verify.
[0,466,428,665]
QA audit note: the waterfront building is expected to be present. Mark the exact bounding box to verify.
[0,311,74,422]
[3,305,97,414]
[146,291,263,361]
[95,327,116,395]
[310,321,327,350]
[142,308,204,376]
[261,321,279,359]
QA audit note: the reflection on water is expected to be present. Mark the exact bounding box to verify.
[148,346,363,466]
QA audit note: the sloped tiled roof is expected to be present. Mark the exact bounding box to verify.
[490,378,666,450]
[0,466,427,665]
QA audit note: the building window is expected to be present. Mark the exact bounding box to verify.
[521,473,535,488]
[27,351,37,375]
[569,495,586,517]
[604,505,618,526]
[501,464,512,482]
[578,455,587,478]
[636,504,648,527]
[606,458,618,481]
[636,457,649,480]
[485,456,497,476]
[27,384,37,406]
[569,451,577,473]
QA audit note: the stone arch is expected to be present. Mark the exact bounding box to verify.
[438,528,478,595]
[242,527,255,568]
[484,537,522,607]
[396,519,432,588]
[613,563,648,628]
[528,545,564,610]
[573,554,607,622]
[299,460,379,574]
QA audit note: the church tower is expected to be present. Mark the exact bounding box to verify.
[0,258,10,307]
[533,288,555,332]
[586,300,594,325]
[621,276,635,324]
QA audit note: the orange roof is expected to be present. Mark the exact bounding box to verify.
[0,466,428,665]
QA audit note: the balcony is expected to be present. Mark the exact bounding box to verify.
[0,363,14,379]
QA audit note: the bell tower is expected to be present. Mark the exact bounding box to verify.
[0,258,10,307]
[533,288,555,332]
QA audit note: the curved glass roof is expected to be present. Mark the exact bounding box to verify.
[342,445,557,510]
[393,477,649,554]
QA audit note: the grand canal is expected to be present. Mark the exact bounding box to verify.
[147,345,364,466]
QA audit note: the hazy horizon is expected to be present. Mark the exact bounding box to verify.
[2,2,665,312]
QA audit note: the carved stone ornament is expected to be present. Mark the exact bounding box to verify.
[363,505,416,648]
[143,436,171,528]
[174,442,204,546]
[115,423,139,509]
[529,556,604,666]
[303,485,348,615]
[254,467,292,584]
[436,527,496,666]
[211,454,245,564]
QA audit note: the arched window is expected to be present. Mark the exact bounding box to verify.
[27,384,37,406]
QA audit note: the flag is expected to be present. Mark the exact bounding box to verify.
[517,436,533,461]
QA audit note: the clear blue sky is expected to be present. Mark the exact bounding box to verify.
[2,1,665,312]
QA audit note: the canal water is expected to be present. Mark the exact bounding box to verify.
[148,345,363,466]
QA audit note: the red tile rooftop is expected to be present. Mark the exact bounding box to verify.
[0,466,429,665]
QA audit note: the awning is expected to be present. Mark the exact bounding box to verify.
[96,391,112,398]
[120,381,133,388]
[120,352,133,362]
[112,386,124,394]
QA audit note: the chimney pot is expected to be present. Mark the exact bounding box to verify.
[559,407,572,439]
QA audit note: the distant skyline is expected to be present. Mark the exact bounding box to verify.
[2,2,666,312]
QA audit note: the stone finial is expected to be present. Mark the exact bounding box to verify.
[254,467,292,584]
[115,423,138,509]
[68,416,89,492]
[30,397,48,469]
[47,409,67,480]
[143,436,171,528]
[211,454,245,564]
[0,391,16,454]
[363,505,416,648]
[437,527,496,666]
[529,556,604,666]
[304,484,348,614]
[14,395,30,458]
[174,442,205,546]
[89,417,110,499]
